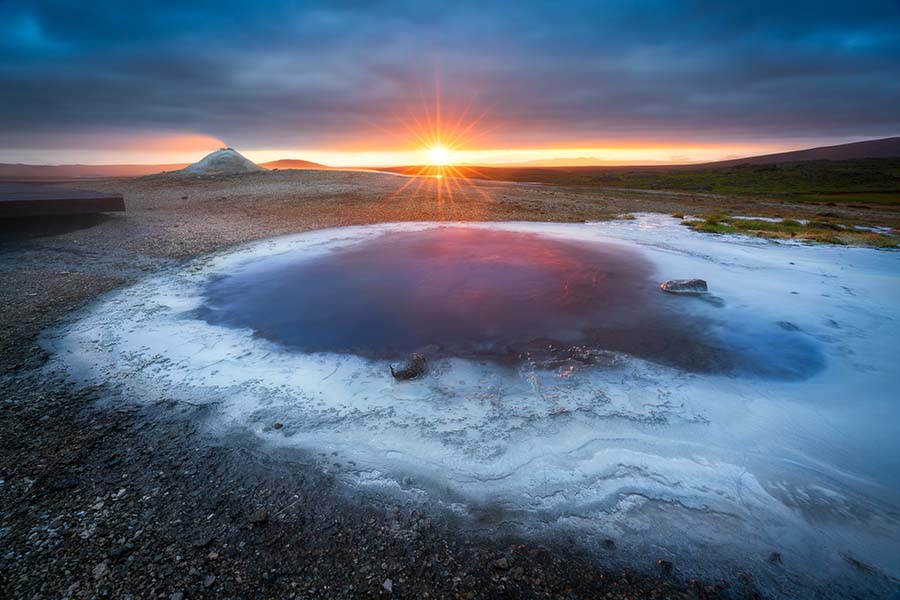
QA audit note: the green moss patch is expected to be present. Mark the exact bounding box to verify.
[684,215,899,248]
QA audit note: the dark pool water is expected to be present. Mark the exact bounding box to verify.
[198,227,823,378]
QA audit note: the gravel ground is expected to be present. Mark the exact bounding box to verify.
[0,169,803,599]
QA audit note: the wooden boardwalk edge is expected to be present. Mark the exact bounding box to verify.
[0,183,125,217]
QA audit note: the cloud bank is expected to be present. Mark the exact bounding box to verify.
[1,0,899,159]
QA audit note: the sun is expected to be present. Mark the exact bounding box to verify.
[426,145,451,166]
[382,88,498,210]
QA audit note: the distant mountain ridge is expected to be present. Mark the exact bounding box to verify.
[463,137,900,169]
[704,136,900,167]
[0,162,189,178]
[259,159,328,170]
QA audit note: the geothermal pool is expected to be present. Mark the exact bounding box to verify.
[49,215,900,598]
[198,227,822,378]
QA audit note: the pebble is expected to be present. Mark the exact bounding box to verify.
[92,560,109,579]
[249,508,269,524]
[192,534,215,548]
[203,574,216,587]
[108,543,134,559]
[382,578,393,593]
[50,477,79,492]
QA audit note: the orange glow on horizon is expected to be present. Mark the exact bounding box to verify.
[243,140,812,169]
[4,137,810,168]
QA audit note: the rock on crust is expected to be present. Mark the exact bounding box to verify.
[390,353,427,380]
[660,278,708,294]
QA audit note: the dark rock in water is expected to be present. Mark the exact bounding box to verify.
[657,559,673,575]
[390,353,427,380]
[777,321,800,331]
[661,279,708,294]
[768,551,782,565]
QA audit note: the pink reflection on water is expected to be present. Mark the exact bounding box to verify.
[200,227,823,378]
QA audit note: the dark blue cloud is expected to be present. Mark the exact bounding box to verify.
[1,0,899,151]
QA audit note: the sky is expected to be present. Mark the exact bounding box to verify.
[1,0,899,166]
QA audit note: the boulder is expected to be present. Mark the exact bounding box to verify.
[390,353,427,380]
[660,278,708,294]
